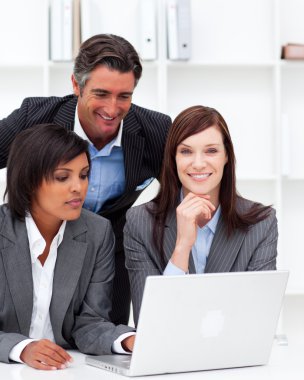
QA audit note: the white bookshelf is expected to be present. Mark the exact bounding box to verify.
[0,0,303,329]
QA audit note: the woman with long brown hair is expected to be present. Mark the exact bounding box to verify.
[124,105,278,326]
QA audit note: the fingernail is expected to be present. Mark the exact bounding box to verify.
[60,364,67,369]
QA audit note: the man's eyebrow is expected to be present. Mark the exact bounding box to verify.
[91,88,133,96]
[91,89,110,94]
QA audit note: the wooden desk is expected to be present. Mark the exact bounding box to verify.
[2,337,303,380]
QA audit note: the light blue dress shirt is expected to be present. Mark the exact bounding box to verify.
[164,205,221,275]
[74,108,126,213]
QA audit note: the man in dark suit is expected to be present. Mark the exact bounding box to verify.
[0,34,172,325]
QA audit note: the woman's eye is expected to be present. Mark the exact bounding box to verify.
[207,149,217,154]
[55,176,68,182]
[180,149,192,155]
[80,173,89,180]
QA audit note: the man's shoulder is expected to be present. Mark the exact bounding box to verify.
[21,94,76,110]
[129,103,171,124]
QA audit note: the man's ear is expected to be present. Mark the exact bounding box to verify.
[71,74,81,96]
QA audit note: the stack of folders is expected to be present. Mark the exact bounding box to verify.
[49,0,192,62]
[80,0,158,61]
[166,0,191,60]
[281,43,304,60]
[50,0,80,61]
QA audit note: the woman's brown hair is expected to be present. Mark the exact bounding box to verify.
[148,105,271,264]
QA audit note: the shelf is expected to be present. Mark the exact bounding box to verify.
[48,61,74,68]
[282,176,304,181]
[237,177,278,181]
[0,63,45,69]
[280,60,304,68]
[285,288,304,296]
[166,60,277,68]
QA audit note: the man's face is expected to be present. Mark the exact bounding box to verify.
[72,65,136,150]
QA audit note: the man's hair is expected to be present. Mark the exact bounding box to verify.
[5,123,90,220]
[73,34,142,91]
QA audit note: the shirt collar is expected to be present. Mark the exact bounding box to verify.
[25,214,66,264]
[204,205,221,234]
[73,104,123,151]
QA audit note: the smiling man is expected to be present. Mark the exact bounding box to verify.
[0,34,172,326]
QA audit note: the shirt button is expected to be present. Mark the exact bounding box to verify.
[38,314,42,320]
[91,187,95,192]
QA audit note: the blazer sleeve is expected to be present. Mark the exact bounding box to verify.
[246,208,278,271]
[0,332,30,363]
[71,220,134,354]
[124,207,162,327]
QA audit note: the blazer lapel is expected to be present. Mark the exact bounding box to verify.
[0,215,33,335]
[122,107,145,192]
[205,216,246,273]
[50,218,88,343]
[163,210,196,274]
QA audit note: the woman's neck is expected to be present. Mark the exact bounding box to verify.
[31,212,62,245]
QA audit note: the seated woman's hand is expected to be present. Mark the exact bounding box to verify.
[176,192,216,248]
[20,339,73,370]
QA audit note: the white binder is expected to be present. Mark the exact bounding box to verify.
[50,0,73,61]
[50,0,63,61]
[62,0,73,61]
[139,0,157,60]
[81,0,104,42]
[167,0,191,60]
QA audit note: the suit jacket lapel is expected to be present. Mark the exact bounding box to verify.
[205,216,246,273]
[0,214,33,335]
[50,217,88,343]
[122,107,145,191]
[163,209,196,274]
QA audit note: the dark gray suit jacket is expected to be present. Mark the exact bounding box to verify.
[0,205,133,363]
[124,198,278,326]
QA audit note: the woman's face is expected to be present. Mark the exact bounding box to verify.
[30,153,90,227]
[175,126,227,206]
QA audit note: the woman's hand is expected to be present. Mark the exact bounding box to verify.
[171,192,216,272]
[20,339,73,370]
[121,335,135,352]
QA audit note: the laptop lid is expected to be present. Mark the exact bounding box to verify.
[86,270,288,376]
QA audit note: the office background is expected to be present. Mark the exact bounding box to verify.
[0,0,303,337]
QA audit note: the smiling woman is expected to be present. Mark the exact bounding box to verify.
[0,124,135,370]
[123,105,279,327]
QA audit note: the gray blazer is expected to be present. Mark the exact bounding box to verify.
[124,197,278,326]
[0,205,133,364]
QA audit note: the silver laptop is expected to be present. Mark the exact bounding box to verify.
[86,270,289,376]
